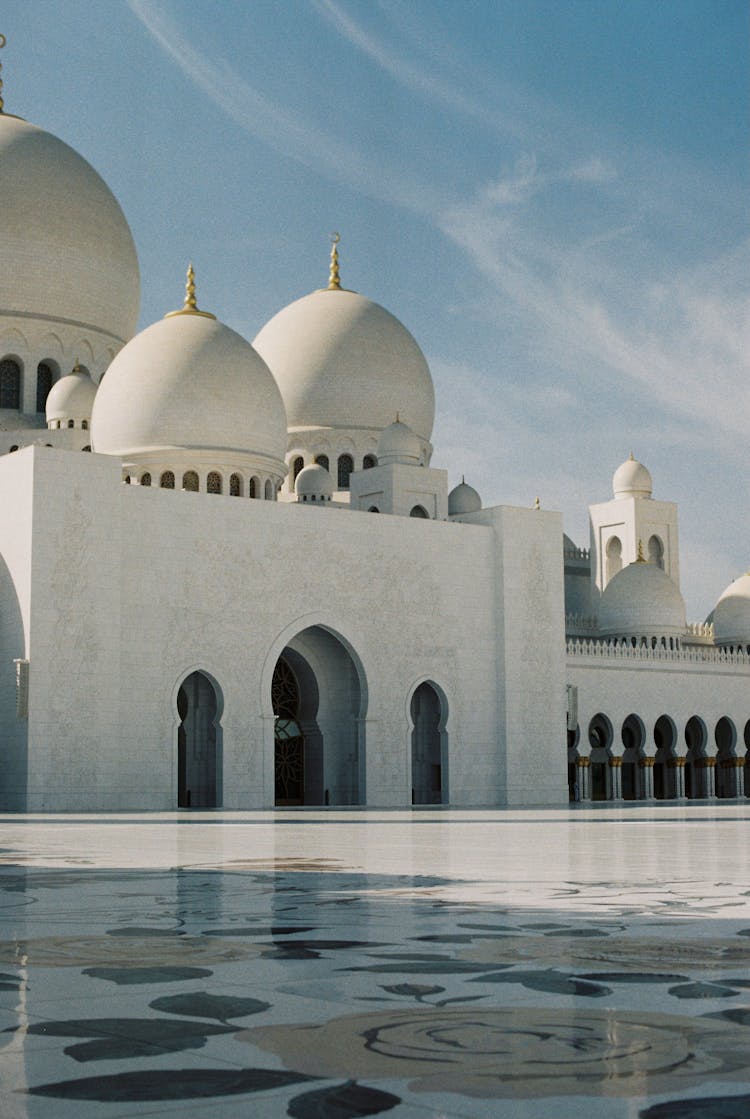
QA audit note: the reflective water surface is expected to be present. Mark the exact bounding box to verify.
[0,804,749,1118]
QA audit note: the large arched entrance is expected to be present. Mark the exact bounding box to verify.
[177,671,222,808]
[272,626,366,806]
[410,681,448,804]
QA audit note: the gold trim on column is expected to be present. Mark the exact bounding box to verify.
[639,757,655,767]
[608,757,623,767]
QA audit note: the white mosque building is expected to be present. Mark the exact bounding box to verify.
[0,60,748,813]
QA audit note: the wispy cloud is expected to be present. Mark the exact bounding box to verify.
[126,0,448,216]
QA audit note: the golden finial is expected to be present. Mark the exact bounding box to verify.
[629,450,635,461]
[534,496,541,510]
[72,359,81,374]
[165,263,216,320]
[395,411,400,423]
[327,232,341,291]
[0,33,7,114]
[636,538,646,563]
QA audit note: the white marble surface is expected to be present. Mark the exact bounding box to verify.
[0,805,749,1118]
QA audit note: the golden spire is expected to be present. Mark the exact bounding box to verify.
[72,359,81,374]
[636,538,646,563]
[534,496,541,510]
[0,33,7,114]
[165,263,216,320]
[629,450,635,461]
[327,232,341,290]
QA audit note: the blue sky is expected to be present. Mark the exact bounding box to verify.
[3,0,748,618]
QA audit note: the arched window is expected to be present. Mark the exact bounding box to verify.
[207,471,222,494]
[363,454,377,469]
[338,453,354,489]
[141,472,151,486]
[182,471,199,492]
[36,362,53,413]
[292,456,304,482]
[249,476,259,499]
[67,419,75,429]
[0,359,21,410]
[124,475,131,484]
[81,419,88,431]
[230,473,241,496]
[368,506,380,513]
[410,505,429,518]
[606,536,622,583]
[8,445,18,453]
[264,478,273,500]
[648,535,664,569]
[160,471,175,489]
[81,445,91,452]
[315,454,329,471]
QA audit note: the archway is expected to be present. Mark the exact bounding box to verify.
[621,714,645,800]
[653,715,676,799]
[271,626,366,806]
[684,715,707,799]
[588,713,613,800]
[177,671,222,808]
[715,716,737,799]
[410,681,448,805]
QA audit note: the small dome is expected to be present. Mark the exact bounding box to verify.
[599,560,686,638]
[0,114,139,343]
[295,463,333,502]
[377,419,422,466]
[613,455,652,499]
[91,308,287,464]
[712,573,750,647]
[449,480,482,515]
[254,287,435,440]
[46,365,97,425]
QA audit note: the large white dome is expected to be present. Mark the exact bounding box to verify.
[0,114,140,343]
[599,560,686,638]
[253,288,435,441]
[712,573,750,647]
[91,310,287,462]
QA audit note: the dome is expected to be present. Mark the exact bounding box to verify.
[449,480,482,515]
[712,573,750,647]
[613,454,652,499]
[377,419,422,466]
[253,287,435,440]
[295,463,333,502]
[91,305,287,464]
[599,560,686,638]
[46,365,97,426]
[0,114,140,343]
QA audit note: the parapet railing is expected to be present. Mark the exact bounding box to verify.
[566,637,748,665]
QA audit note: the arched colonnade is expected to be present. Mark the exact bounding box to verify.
[569,712,750,802]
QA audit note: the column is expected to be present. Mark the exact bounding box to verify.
[639,757,654,800]
[728,757,744,799]
[576,756,590,801]
[701,757,716,799]
[608,756,622,801]
[670,757,686,800]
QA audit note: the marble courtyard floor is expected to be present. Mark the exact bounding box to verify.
[0,806,749,1118]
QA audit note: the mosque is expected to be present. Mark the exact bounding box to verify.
[0,50,748,813]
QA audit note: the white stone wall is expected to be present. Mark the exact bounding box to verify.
[568,649,750,756]
[460,505,568,806]
[0,448,571,810]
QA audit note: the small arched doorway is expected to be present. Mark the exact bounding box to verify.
[621,714,645,800]
[410,682,447,804]
[653,714,676,799]
[177,671,221,808]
